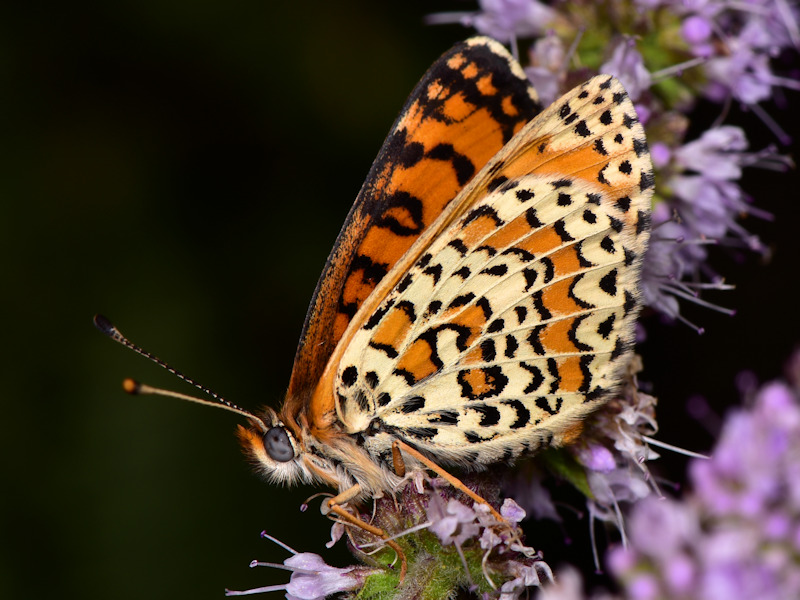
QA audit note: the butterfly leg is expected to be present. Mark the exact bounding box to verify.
[392,443,407,477]
[392,440,504,522]
[324,488,408,582]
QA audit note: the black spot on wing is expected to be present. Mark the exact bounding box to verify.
[640,169,655,191]
[448,293,476,310]
[623,290,636,316]
[522,267,538,292]
[365,371,379,388]
[554,219,574,242]
[448,239,468,256]
[557,193,572,206]
[568,274,595,310]
[406,427,438,440]
[535,394,563,415]
[471,403,501,426]
[430,411,458,425]
[636,209,650,234]
[597,313,615,339]
[397,273,414,292]
[426,143,475,186]
[487,319,505,334]
[464,205,504,227]
[424,300,442,318]
[594,139,608,156]
[616,196,631,211]
[369,341,399,359]
[480,339,497,361]
[422,264,443,284]
[454,266,471,279]
[599,269,618,296]
[633,137,649,157]
[568,314,593,351]
[622,113,637,129]
[502,247,535,262]
[525,207,543,228]
[520,362,545,393]
[481,264,508,277]
[578,355,592,393]
[574,120,591,137]
[527,324,546,355]
[488,175,509,192]
[341,366,358,387]
[531,291,552,321]
[476,296,493,320]
[541,257,555,283]
[503,399,530,429]
[504,335,518,358]
[516,188,534,202]
[546,358,560,394]
[400,396,426,414]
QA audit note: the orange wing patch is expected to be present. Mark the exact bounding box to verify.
[286,38,540,404]
[326,75,652,469]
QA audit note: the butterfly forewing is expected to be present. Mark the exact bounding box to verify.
[286,38,541,402]
[329,75,653,467]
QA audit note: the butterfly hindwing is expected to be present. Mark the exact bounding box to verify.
[286,38,541,401]
[329,76,653,466]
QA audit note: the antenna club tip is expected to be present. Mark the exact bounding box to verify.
[93,314,117,336]
[123,378,142,394]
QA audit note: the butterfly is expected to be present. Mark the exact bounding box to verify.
[235,37,653,505]
[97,36,653,551]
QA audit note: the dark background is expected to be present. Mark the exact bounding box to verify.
[2,2,798,599]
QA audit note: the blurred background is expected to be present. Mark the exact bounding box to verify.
[2,2,798,599]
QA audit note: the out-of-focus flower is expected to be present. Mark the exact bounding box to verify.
[599,39,652,102]
[610,369,800,600]
[427,494,482,546]
[525,32,569,106]
[426,0,557,43]
[225,537,376,599]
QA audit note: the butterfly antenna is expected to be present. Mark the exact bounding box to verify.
[93,314,268,431]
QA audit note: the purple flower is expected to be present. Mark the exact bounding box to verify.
[627,497,696,559]
[574,443,616,473]
[225,535,376,599]
[427,0,556,43]
[225,555,367,599]
[610,365,800,600]
[427,494,482,546]
[471,0,556,41]
[673,126,748,180]
[599,39,652,101]
[525,32,568,106]
[697,9,800,104]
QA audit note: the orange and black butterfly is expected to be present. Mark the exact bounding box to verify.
[98,36,652,519]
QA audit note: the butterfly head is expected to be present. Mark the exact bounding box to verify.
[236,406,345,488]
[235,407,309,485]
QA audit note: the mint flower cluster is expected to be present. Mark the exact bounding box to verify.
[432,0,797,326]
[607,374,800,600]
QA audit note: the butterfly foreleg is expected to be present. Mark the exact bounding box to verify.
[391,440,506,523]
[325,500,408,583]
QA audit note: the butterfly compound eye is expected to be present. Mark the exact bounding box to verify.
[264,427,294,462]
